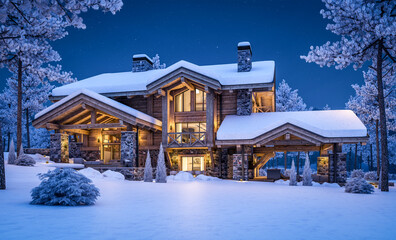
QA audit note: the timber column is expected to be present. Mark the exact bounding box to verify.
[50,133,69,163]
[121,131,137,166]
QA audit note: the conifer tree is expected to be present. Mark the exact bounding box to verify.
[155,143,167,183]
[144,150,153,182]
[303,153,313,186]
[0,122,5,190]
[7,139,16,165]
[289,160,297,186]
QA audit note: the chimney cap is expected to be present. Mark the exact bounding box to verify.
[237,41,252,54]
[133,54,153,64]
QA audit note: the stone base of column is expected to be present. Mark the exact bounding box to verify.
[50,133,69,163]
[329,153,347,184]
[121,131,137,167]
[232,154,248,181]
[69,142,82,158]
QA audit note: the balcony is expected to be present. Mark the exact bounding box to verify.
[168,132,207,148]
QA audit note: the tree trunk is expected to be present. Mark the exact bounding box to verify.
[370,144,373,171]
[7,132,10,152]
[296,152,300,180]
[25,108,30,148]
[354,144,357,170]
[0,122,5,189]
[17,59,22,157]
[376,119,380,177]
[284,151,287,171]
[377,39,389,192]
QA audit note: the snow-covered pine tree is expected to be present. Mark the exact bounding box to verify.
[276,79,310,112]
[345,169,374,194]
[7,139,16,165]
[152,54,166,69]
[303,153,312,186]
[144,150,153,182]
[301,0,396,191]
[31,168,100,206]
[0,122,5,189]
[323,104,331,110]
[0,0,123,155]
[155,143,167,183]
[289,160,297,186]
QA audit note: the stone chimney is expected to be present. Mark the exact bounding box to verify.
[237,42,252,72]
[132,54,153,72]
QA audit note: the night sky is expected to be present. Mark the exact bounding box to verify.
[0,0,365,109]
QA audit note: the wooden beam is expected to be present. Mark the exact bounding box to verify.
[46,123,60,130]
[158,89,166,96]
[64,129,90,135]
[91,109,97,124]
[181,77,194,91]
[60,123,126,130]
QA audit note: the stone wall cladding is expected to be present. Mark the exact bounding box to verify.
[232,154,248,181]
[121,131,137,167]
[24,148,50,156]
[81,150,100,161]
[237,90,252,115]
[220,148,229,179]
[132,60,153,72]
[238,49,252,72]
[50,133,69,163]
[138,149,159,168]
[69,142,82,158]
[329,153,347,184]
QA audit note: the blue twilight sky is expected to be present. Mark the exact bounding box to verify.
[0,0,365,109]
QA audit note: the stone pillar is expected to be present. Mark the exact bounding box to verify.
[232,154,248,181]
[50,133,69,163]
[69,142,82,158]
[237,89,252,115]
[121,131,137,167]
[329,153,347,184]
[220,148,229,179]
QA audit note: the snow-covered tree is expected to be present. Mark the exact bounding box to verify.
[364,171,378,181]
[289,160,297,186]
[155,143,167,183]
[7,139,16,164]
[276,80,310,112]
[31,168,100,206]
[0,122,5,190]
[303,154,312,186]
[345,170,374,194]
[144,150,153,182]
[0,0,123,155]
[323,104,331,110]
[301,0,396,191]
[152,54,166,69]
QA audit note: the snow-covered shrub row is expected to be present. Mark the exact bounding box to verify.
[345,170,374,194]
[166,171,221,182]
[31,168,100,206]
[16,154,36,166]
[102,170,125,180]
[364,171,378,181]
[78,168,125,181]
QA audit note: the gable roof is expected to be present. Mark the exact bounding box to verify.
[51,60,275,97]
[216,110,367,144]
[33,89,162,130]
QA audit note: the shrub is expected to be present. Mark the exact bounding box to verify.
[351,169,365,179]
[364,171,378,181]
[345,177,374,194]
[16,154,36,166]
[31,168,100,206]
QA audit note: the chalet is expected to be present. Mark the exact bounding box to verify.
[32,42,368,183]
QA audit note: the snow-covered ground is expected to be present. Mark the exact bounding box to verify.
[0,160,395,240]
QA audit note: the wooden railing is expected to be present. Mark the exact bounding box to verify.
[168,132,207,147]
[253,106,272,113]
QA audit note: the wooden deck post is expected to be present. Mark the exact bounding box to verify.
[162,91,168,148]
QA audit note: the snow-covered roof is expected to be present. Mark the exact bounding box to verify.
[133,54,152,61]
[35,89,162,127]
[51,60,275,97]
[216,110,367,140]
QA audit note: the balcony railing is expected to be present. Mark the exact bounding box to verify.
[253,106,272,113]
[168,132,207,147]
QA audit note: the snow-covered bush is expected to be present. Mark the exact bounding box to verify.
[282,169,291,178]
[303,154,312,186]
[15,154,36,166]
[289,160,297,186]
[7,139,16,164]
[345,177,374,194]
[31,168,100,206]
[144,150,153,182]
[102,170,125,180]
[364,171,378,181]
[155,143,167,183]
[351,169,365,179]
[79,168,103,180]
[258,168,267,177]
